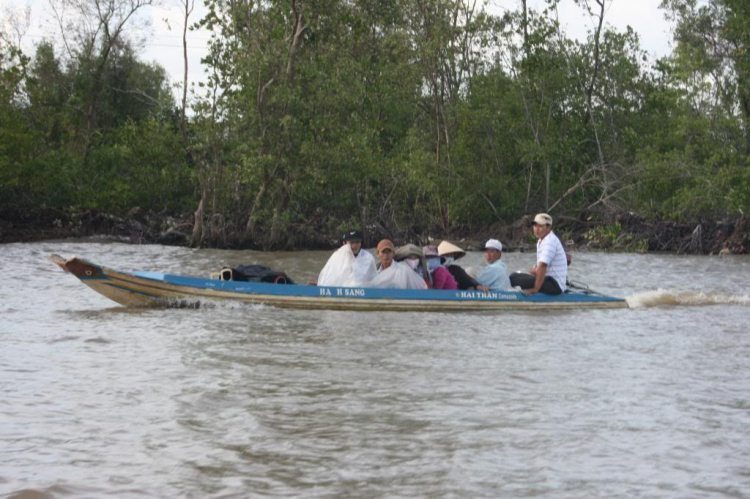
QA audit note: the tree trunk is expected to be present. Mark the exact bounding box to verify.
[191,196,204,248]
[522,0,528,48]
[286,0,306,86]
[180,0,193,142]
[545,161,550,210]
[245,176,271,240]
[584,0,606,123]
[738,73,750,155]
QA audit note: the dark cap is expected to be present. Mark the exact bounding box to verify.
[343,230,364,242]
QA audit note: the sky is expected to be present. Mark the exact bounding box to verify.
[2,0,675,103]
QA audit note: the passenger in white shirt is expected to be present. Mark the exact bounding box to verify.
[509,213,567,295]
[477,239,511,291]
[370,239,427,289]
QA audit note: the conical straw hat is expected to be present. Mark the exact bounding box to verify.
[437,241,466,259]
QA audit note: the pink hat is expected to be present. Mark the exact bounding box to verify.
[422,245,440,258]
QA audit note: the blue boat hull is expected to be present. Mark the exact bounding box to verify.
[49,255,629,311]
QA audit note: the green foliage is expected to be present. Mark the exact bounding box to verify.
[79,118,192,213]
[0,37,185,216]
[584,222,622,247]
[584,222,648,252]
[2,0,749,247]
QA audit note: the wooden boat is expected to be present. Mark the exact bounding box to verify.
[49,254,629,311]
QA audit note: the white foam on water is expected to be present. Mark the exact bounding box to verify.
[161,297,269,310]
[626,289,750,308]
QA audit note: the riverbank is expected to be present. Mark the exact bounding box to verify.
[1,208,748,255]
[0,208,195,248]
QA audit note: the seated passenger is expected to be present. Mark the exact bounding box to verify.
[370,239,427,290]
[423,245,457,290]
[476,239,511,291]
[395,243,432,287]
[344,230,377,283]
[437,241,490,292]
[317,229,376,287]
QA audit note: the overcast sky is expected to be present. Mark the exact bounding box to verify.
[3,0,674,103]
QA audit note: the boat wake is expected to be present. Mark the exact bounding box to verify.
[626,289,750,308]
[162,298,269,310]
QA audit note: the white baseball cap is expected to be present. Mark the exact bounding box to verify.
[533,213,553,226]
[481,238,503,252]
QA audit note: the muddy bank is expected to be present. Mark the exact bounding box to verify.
[0,208,194,247]
[570,214,749,255]
[2,208,748,255]
[0,207,336,249]
[469,214,749,255]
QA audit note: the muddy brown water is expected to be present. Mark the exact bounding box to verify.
[1,240,750,498]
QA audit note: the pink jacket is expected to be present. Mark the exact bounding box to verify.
[431,265,458,290]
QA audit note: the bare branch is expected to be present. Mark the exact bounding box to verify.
[107,85,165,108]
[0,4,31,50]
[47,0,75,60]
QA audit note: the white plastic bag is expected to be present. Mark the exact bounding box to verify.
[351,250,377,284]
[368,261,427,290]
[317,245,356,287]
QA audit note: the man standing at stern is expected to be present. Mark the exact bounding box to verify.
[510,214,567,295]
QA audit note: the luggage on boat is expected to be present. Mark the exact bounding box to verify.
[220,265,295,284]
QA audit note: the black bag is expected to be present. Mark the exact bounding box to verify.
[223,264,295,284]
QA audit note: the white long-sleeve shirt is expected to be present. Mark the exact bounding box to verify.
[537,231,567,292]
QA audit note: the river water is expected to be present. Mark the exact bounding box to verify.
[1,240,749,498]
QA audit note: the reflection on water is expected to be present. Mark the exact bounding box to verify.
[1,240,749,498]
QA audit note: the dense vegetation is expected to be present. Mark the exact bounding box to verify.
[1,0,749,249]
